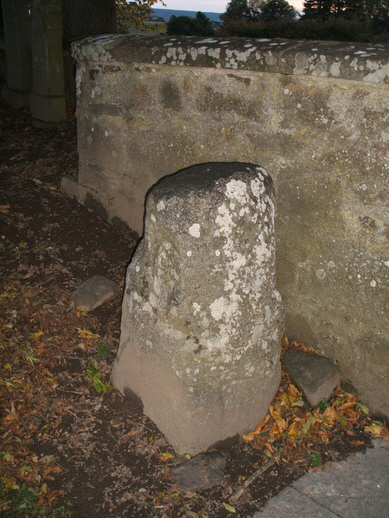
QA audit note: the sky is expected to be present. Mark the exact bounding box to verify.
[156,0,304,14]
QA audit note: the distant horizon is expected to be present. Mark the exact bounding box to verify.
[154,0,304,14]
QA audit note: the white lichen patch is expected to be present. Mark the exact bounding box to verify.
[316,269,326,279]
[157,200,165,211]
[189,223,201,238]
[193,303,201,315]
[215,204,235,236]
[363,63,389,82]
[330,62,341,77]
[209,297,227,320]
[225,179,249,204]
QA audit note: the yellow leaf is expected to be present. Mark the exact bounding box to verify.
[0,205,10,214]
[269,406,286,432]
[161,453,175,458]
[287,421,298,444]
[365,421,384,437]
[223,503,236,513]
[288,383,301,399]
[40,483,48,494]
[1,477,19,490]
[4,363,12,370]
[280,392,290,405]
[77,328,100,340]
[29,331,43,339]
[243,414,270,441]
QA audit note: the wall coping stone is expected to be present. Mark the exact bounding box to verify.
[72,34,389,84]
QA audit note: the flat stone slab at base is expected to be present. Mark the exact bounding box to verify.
[253,439,389,518]
[72,275,120,311]
[170,451,228,492]
[283,348,341,407]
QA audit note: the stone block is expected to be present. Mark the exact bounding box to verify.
[283,348,341,407]
[112,162,284,455]
[72,275,120,311]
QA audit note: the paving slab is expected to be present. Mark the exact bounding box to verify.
[253,439,389,518]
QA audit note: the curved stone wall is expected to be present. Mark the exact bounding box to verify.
[63,35,389,418]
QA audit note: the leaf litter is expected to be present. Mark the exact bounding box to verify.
[0,97,388,518]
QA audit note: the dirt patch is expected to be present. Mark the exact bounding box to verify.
[0,97,385,518]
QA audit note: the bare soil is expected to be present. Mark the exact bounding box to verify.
[0,97,375,518]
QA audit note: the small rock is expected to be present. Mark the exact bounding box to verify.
[170,451,228,492]
[283,348,341,407]
[72,275,120,311]
[153,437,168,448]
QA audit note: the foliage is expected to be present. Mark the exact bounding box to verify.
[221,0,389,41]
[307,452,323,466]
[221,0,261,21]
[0,483,68,518]
[220,15,376,41]
[116,0,165,33]
[87,360,113,393]
[243,340,389,465]
[259,0,297,21]
[167,11,216,36]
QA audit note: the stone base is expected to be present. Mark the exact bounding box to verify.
[60,175,88,204]
[30,92,66,122]
[2,87,30,109]
[61,175,139,234]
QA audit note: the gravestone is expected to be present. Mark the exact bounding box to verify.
[112,163,284,455]
[1,0,32,108]
[30,0,66,122]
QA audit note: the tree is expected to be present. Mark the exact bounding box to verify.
[221,0,261,22]
[302,0,334,19]
[167,12,215,36]
[116,0,165,33]
[62,0,116,50]
[258,0,296,21]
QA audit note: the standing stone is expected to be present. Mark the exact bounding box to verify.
[112,163,284,455]
[30,0,66,122]
[1,0,32,108]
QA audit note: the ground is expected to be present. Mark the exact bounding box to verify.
[0,97,386,518]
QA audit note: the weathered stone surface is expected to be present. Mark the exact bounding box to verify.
[170,451,228,492]
[283,349,341,407]
[112,162,284,455]
[72,275,120,311]
[69,34,389,420]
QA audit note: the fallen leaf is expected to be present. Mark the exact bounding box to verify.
[77,328,100,340]
[243,414,270,441]
[323,406,339,423]
[357,402,370,415]
[0,205,10,213]
[29,331,43,339]
[303,413,316,434]
[223,502,236,513]
[349,440,364,447]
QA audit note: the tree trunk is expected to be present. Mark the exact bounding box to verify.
[62,0,116,50]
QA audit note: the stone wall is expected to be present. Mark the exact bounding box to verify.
[66,35,389,418]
